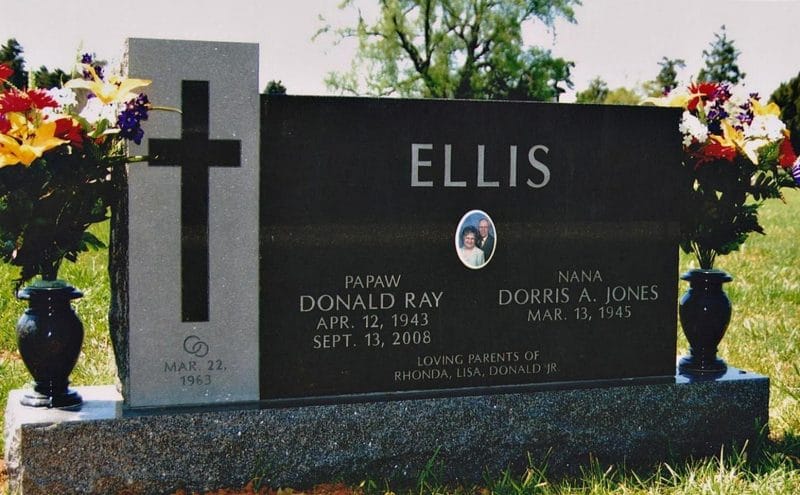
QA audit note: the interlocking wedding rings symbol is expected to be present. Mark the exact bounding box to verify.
[183,335,209,357]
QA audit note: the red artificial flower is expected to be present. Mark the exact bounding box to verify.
[687,82,719,112]
[0,89,58,114]
[778,135,797,169]
[26,89,58,110]
[0,64,12,82]
[54,118,84,148]
[695,140,737,167]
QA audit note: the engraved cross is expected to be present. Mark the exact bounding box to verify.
[149,80,241,322]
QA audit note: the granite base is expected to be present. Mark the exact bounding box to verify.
[4,368,769,495]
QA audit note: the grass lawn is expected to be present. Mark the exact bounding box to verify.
[1,191,799,494]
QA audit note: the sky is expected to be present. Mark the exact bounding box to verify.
[2,0,800,101]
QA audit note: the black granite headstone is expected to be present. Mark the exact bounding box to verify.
[260,96,683,402]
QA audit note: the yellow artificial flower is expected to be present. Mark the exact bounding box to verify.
[751,98,781,118]
[64,65,151,105]
[720,120,745,150]
[4,112,33,139]
[0,121,67,167]
[716,120,763,165]
[0,143,20,167]
[643,93,690,108]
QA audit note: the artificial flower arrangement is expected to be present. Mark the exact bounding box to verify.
[0,55,152,287]
[651,82,800,269]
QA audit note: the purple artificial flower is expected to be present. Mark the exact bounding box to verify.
[81,53,104,81]
[706,105,729,135]
[736,100,755,130]
[715,83,733,101]
[117,93,150,144]
[792,157,800,186]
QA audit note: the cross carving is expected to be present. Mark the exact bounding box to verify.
[149,80,241,322]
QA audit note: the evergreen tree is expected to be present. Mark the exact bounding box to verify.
[653,56,685,95]
[320,0,581,101]
[696,25,745,84]
[0,38,28,88]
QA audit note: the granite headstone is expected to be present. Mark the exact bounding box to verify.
[118,39,260,407]
[259,96,683,402]
[117,39,683,409]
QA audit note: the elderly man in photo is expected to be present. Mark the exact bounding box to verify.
[477,218,494,259]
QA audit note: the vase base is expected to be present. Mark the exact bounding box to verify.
[20,389,83,410]
[678,355,727,375]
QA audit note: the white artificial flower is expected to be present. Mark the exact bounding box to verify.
[745,115,786,142]
[724,88,749,116]
[46,87,77,108]
[679,111,708,147]
[79,97,118,125]
[41,87,78,120]
[743,138,766,165]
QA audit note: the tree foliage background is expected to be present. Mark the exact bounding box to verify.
[696,25,745,84]
[0,38,27,88]
[574,23,751,106]
[320,0,581,101]
[1,38,72,89]
[771,72,800,153]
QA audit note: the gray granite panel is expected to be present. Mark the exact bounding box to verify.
[122,39,260,407]
[5,370,769,495]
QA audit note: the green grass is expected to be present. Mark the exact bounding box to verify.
[682,188,800,438]
[2,192,800,494]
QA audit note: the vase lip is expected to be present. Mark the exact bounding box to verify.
[31,278,69,289]
[680,268,733,282]
[17,281,83,301]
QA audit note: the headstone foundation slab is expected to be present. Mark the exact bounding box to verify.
[5,369,768,495]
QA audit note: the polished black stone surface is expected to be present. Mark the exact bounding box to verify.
[259,96,684,401]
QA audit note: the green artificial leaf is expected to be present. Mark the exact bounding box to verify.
[757,141,780,170]
[80,231,107,251]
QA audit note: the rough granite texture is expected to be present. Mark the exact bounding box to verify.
[5,370,768,495]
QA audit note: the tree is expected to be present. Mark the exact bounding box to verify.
[575,77,641,105]
[0,38,28,88]
[32,66,69,88]
[321,0,581,101]
[264,80,287,95]
[651,56,685,95]
[484,46,574,101]
[575,77,609,103]
[696,25,745,84]
[604,87,641,105]
[0,39,71,89]
[771,72,800,154]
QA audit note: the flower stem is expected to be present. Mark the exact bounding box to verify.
[692,243,716,269]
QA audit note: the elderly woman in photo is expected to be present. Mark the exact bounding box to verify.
[458,225,485,268]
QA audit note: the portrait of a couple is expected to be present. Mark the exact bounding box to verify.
[456,210,496,269]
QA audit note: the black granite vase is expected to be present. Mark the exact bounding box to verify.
[678,269,733,375]
[15,283,84,408]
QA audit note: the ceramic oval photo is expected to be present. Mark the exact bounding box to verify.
[455,209,497,270]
